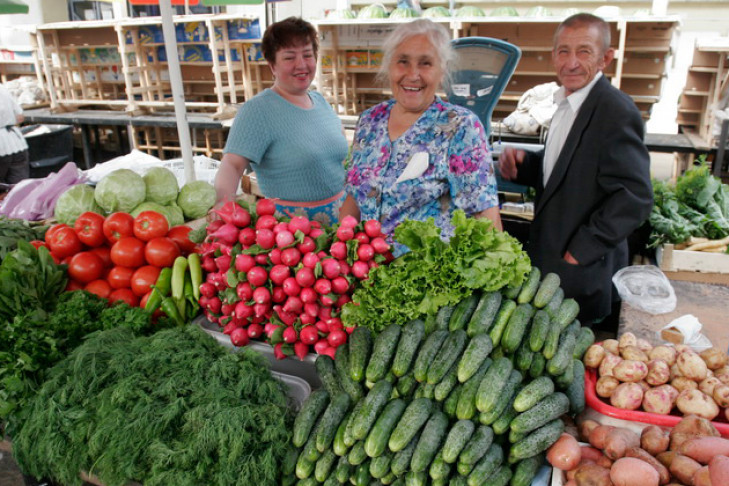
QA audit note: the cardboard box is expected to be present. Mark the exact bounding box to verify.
[226,18,261,40]
[176,21,209,43]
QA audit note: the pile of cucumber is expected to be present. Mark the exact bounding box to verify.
[287,268,596,486]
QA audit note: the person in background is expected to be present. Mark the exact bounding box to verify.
[340,19,502,255]
[0,83,29,184]
[215,17,348,224]
[499,13,653,327]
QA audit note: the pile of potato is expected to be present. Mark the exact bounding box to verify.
[583,332,729,421]
[547,414,729,486]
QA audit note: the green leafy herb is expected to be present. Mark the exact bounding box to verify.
[0,217,48,261]
[342,211,530,331]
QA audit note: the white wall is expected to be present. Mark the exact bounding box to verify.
[0,0,68,49]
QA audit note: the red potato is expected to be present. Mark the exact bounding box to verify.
[548,433,583,471]
[580,446,605,463]
[603,339,620,355]
[565,481,577,486]
[610,382,644,411]
[693,465,712,486]
[642,386,675,415]
[676,389,720,421]
[656,451,676,469]
[613,360,649,383]
[650,346,678,366]
[604,428,640,460]
[698,375,722,397]
[713,383,729,407]
[675,344,693,354]
[578,420,601,442]
[621,345,649,362]
[596,455,614,469]
[589,425,616,450]
[641,425,670,456]
[600,353,623,377]
[715,371,729,385]
[669,454,703,485]
[610,457,659,486]
[709,455,729,486]
[574,463,613,486]
[596,376,621,398]
[699,347,728,370]
[678,436,729,464]
[618,332,638,350]
[636,338,653,353]
[671,376,699,392]
[677,351,709,382]
[624,447,671,485]
[584,344,607,368]
[646,359,671,386]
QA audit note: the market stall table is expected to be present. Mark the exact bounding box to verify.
[618,279,729,352]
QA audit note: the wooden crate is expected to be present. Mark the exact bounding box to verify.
[656,244,729,283]
[133,125,226,160]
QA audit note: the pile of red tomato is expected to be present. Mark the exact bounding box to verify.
[40,211,195,308]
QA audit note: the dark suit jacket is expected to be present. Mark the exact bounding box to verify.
[514,75,653,322]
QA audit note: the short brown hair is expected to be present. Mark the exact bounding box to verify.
[261,17,319,64]
[554,13,611,53]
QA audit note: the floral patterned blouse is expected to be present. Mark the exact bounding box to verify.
[345,97,499,254]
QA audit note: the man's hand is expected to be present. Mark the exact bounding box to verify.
[564,251,579,265]
[499,146,525,181]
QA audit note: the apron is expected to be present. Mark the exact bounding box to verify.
[272,190,345,227]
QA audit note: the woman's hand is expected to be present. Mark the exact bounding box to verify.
[215,153,250,204]
[474,206,503,231]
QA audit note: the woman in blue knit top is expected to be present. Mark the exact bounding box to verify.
[216,17,348,225]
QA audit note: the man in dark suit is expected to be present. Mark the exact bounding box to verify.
[499,13,653,326]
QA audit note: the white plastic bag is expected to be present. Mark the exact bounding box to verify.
[612,265,676,315]
[657,315,713,352]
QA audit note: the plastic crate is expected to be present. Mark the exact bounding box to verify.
[584,367,729,437]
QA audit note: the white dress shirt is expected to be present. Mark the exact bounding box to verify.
[0,84,28,157]
[542,72,603,186]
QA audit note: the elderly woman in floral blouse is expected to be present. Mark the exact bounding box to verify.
[339,19,501,254]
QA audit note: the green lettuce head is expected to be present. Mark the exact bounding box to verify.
[143,167,179,206]
[95,169,146,213]
[54,184,103,225]
[177,180,216,220]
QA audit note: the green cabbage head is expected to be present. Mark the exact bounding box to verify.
[143,167,179,205]
[177,181,216,220]
[95,169,146,213]
[54,184,103,225]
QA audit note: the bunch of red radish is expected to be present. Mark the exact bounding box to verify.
[197,198,392,360]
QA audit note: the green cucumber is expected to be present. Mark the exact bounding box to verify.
[349,326,373,382]
[544,287,564,319]
[517,267,541,304]
[554,357,575,390]
[283,447,300,476]
[458,425,494,465]
[296,452,316,479]
[456,358,493,420]
[433,361,459,401]
[457,459,475,476]
[542,321,561,360]
[335,455,352,483]
[296,477,317,486]
[476,369,522,426]
[546,331,576,376]
[515,337,534,372]
[466,291,502,337]
[333,410,352,456]
[423,313,438,335]
[396,371,418,398]
[484,464,512,486]
[565,359,586,416]
[365,398,406,458]
[316,354,343,400]
[404,471,427,486]
[511,454,544,486]
[391,319,425,377]
[491,397,518,436]
[381,472,396,485]
[443,383,462,418]
[509,428,527,444]
[475,357,513,413]
[351,380,393,441]
[449,294,480,331]
[466,443,503,486]
[514,376,555,412]
[457,332,494,383]
[528,310,551,352]
[315,449,338,482]
[366,323,402,383]
[390,431,420,477]
[434,305,455,332]
[412,329,448,383]
[564,318,580,338]
[489,299,518,347]
[502,302,534,354]
[533,272,560,308]
[344,398,366,447]
[529,352,546,378]
[335,343,364,403]
[509,418,564,462]
[441,419,475,463]
[354,460,371,485]
[427,329,468,384]
[293,389,329,447]
[388,397,433,453]
[348,440,368,465]
[428,451,451,480]
[554,298,579,330]
[450,475,468,486]
[510,392,569,434]
[316,392,352,453]
[573,326,596,360]
[502,283,522,300]
[410,410,448,472]
[303,420,324,461]
[369,448,393,479]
